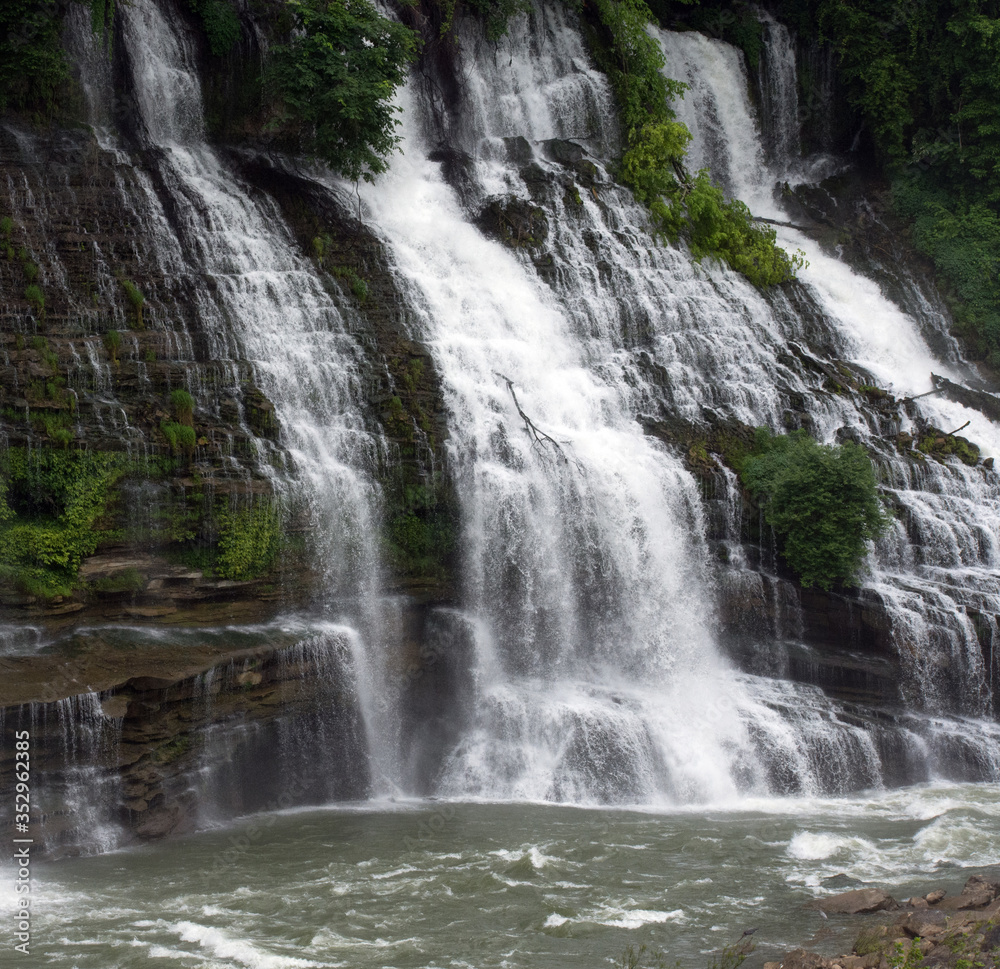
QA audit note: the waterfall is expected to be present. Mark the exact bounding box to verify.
[63,0,404,789]
[359,6,771,803]
[17,0,996,830]
[757,12,802,168]
[653,24,999,725]
[115,0,382,601]
[357,2,1000,800]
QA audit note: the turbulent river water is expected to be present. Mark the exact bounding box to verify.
[5,784,1000,968]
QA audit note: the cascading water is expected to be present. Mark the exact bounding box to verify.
[115,0,381,603]
[6,0,998,845]
[359,1,1000,800]
[6,3,1000,963]
[358,3,805,803]
[653,24,1000,725]
[55,0,403,798]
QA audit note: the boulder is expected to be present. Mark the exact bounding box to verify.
[807,888,899,914]
[775,949,829,969]
[924,890,946,904]
[938,874,1000,911]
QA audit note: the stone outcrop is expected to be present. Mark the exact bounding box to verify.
[768,875,1000,969]
[0,625,369,856]
[806,888,899,915]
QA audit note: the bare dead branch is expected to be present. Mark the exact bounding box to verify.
[945,420,971,436]
[908,387,945,401]
[494,372,570,463]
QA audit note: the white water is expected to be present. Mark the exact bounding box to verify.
[653,25,1000,721]
[356,2,1000,801]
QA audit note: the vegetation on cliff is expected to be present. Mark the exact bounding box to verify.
[578,0,805,287]
[269,0,419,182]
[754,0,1000,367]
[740,429,890,590]
[0,449,133,596]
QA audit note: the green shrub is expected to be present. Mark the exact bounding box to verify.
[0,216,12,239]
[332,265,368,302]
[269,0,419,182]
[90,0,115,53]
[170,388,195,426]
[1,0,115,113]
[215,502,282,580]
[103,328,121,363]
[161,421,197,454]
[120,279,145,328]
[49,427,74,448]
[740,428,890,589]
[24,284,44,312]
[22,260,38,283]
[384,482,456,580]
[33,411,73,444]
[0,449,131,598]
[463,0,530,41]
[92,567,147,594]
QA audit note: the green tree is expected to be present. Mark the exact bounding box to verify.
[740,429,890,590]
[269,0,419,182]
[584,0,802,286]
[0,0,72,114]
[780,0,1000,363]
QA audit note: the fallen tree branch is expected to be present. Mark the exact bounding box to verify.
[945,420,971,436]
[753,216,810,231]
[494,372,570,462]
[908,387,944,401]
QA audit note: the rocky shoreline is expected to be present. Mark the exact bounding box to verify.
[769,874,1000,969]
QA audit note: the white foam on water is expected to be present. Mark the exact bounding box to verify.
[786,831,879,862]
[599,908,687,928]
[175,921,327,969]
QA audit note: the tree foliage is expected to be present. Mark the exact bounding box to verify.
[269,0,419,182]
[584,0,803,286]
[1,0,114,114]
[0,0,73,114]
[762,0,1000,365]
[740,429,890,590]
[186,0,240,57]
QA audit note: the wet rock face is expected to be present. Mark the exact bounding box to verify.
[0,124,303,624]
[0,628,369,857]
[0,122,461,623]
[475,195,550,250]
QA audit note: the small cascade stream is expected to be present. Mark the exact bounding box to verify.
[115,0,383,607]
